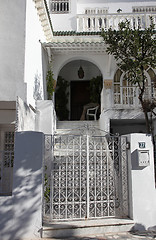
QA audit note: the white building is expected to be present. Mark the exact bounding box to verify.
[0,0,156,239]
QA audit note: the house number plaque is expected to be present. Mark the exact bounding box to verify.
[138,142,146,149]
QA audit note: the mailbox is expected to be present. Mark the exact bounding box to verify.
[137,149,150,167]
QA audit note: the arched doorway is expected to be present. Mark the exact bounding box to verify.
[55,60,102,121]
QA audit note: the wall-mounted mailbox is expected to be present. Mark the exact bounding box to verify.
[137,150,150,167]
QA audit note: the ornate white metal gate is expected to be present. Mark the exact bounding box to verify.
[43,134,129,221]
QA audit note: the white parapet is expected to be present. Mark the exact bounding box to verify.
[77,12,156,32]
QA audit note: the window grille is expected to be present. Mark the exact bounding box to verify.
[114,70,137,106]
[50,0,70,14]
[114,68,156,106]
[4,132,14,168]
[0,130,14,195]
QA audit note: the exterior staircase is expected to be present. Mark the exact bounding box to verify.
[55,120,103,136]
[42,218,134,238]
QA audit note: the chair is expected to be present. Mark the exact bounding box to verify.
[86,105,99,120]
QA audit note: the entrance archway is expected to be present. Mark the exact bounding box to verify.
[55,60,103,121]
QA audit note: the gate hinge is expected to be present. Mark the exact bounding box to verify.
[126,142,130,149]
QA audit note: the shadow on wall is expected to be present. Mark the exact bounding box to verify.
[0,173,42,240]
[16,97,36,132]
[33,72,43,101]
[0,131,43,240]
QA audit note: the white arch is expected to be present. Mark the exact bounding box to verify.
[53,55,103,80]
[113,67,156,86]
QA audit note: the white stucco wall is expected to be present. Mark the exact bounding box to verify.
[49,0,77,31]
[16,97,36,132]
[36,100,56,135]
[77,1,156,14]
[127,133,156,230]
[0,131,43,240]
[50,0,156,31]
[13,131,43,239]
[52,52,116,82]
[0,0,47,105]
[24,0,47,106]
[0,0,26,101]
[59,60,101,81]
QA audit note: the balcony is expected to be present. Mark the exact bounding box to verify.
[114,85,156,108]
[77,12,156,32]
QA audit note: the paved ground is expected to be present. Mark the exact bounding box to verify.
[42,231,156,240]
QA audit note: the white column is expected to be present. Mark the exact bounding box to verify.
[95,17,98,31]
[84,16,88,31]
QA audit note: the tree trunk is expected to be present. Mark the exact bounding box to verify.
[139,94,151,134]
[138,67,151,134]
[143,108,151,134]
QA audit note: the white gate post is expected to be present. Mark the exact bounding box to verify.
[12,131,44,239]
[126,133,156,231]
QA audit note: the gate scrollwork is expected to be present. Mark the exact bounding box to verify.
[43,133,129,221]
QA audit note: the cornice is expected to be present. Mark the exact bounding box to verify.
[33,0,53,42]
[43,38,107,54]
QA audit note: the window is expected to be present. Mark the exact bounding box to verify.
[50,0,70,14]
[0,126,15,195]
[114,68,156,106]
[147,68,156,98]
[114,69,137,106]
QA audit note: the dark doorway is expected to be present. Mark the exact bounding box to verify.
[110,119,146,135]
[70,81,90,120]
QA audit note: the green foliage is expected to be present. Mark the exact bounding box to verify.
[101,18,156,134]
[46,62,55,99]
[101,18,156,85]
[89,76,103,103]
[55,76,69,120]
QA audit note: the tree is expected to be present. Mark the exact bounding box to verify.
[55,76,69,120]
[46,61,56,100]
[101,18,156,134]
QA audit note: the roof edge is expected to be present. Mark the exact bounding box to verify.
[33,0,53,42]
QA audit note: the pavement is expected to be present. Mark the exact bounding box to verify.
[42,231,156,240]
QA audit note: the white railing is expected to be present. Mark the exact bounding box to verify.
[114,85,156,107]
[77,12,156,32]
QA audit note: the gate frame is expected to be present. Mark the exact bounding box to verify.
[43,128,129,222]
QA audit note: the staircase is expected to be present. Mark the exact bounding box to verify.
[55,120,103,136]
[42,218,134,238]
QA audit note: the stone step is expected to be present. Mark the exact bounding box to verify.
[42,218,134,239]
[56,121,103,136]
[57,120,99,129]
